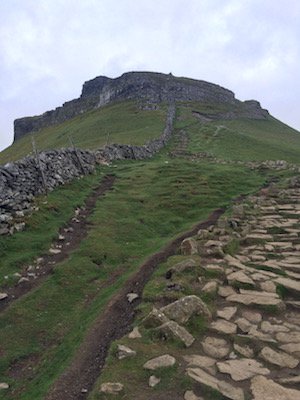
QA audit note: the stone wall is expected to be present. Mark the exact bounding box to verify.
[14,71,269,141]
[0,105,176,235]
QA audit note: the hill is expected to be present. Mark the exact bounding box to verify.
[0,72,300,400]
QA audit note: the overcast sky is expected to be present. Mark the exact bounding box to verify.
[1,0,299,152]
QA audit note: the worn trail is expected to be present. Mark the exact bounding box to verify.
[0,174,116,313]
[45,207,225,400]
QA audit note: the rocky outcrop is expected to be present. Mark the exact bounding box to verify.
[14,71,269,141]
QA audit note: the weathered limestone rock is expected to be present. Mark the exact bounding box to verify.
[0,293,8,301]
[210,319,237,335]
[100,382,124,394]
[0,383,9,390]
[143,354,176,370]
[233,343,254,358]
[142,308,169,328]
[276,277,300,294]
[202,336,230,359]
[235,318,253,333]
[242,310,262,324]
[156,320,195,347]
[202,281,218,293]
[261,321,289,334]
[187,367,244,400]
[181,238,198,255]
[260,280,277,293]
[226,292,285,310]
[184,390,204,400]
[276,331,300,343]
[169,258,197,274]
[116,344,137,360]
[218,285,236,297]
[128,326,142,339]
[160,295,211,324]
[149,375,160,387]
[279,342,300,354]
[183,355,216,375]
[217,358,270,381]
[227,271,255,286]
[217,306,237,321]
[259,346,299,368]
[251,375,300,400]
[126,292,139,303]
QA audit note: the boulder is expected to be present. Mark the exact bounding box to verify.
[156,320,195,347]
[142,308,169,328]
[187,367,244,400]
[149,375,160,387]
[160,295,211,324]
[216,358,270,381]
[251,375,300,400]
[143,354,176,370]
[116,344,136,360]
[100,382,124,394]
[202,336,230,359]
[259,346,299,368]
[181,238,198,255]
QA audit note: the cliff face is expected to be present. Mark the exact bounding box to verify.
[13,71,269,141]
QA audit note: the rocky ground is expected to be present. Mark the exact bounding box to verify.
[97,177,300,400]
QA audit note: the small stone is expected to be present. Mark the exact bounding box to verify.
[218,285,236,297]
[279,342,300,354]
[143,354,176,370]
[260,346,299,368]
[100,382,124,394]
[235,318,253,333]
[217,306,237,321]
[260,280,277,293]
[261,321,289,334]
[181,238,198,255]
[127,293,139,303]
[276,331,300,343]
[128,327,142,339]
[116,344,136,360]
[49,248,61,255]
[233,343,254,358]
[242,310,262,324]
[149,375,160,387]
[210,319,237,335]
[202,336,230,359]
[0,383,9,390]
[202,281,218,293]
[156,320,195,347]
[0,293,8,301]
[184,390,204,400]
[183,354,216,375]
[227,271,254,286]
[18,277,29,284]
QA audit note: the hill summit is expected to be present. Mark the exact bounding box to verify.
[14,71,269,141]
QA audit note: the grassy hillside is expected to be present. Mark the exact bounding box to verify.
[0,101,166,164]
[176,103,300,163]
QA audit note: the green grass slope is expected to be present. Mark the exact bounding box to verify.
[0,101,166,164]
[176,103,300,163]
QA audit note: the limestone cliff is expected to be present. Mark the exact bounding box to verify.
[13,71,269,141]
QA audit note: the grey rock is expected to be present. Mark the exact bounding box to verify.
[143,354,176,370]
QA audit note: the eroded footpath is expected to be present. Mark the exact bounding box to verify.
[94,176,300,400]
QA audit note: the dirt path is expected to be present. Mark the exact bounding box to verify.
[45,207,225,400]
[0,174,116,313]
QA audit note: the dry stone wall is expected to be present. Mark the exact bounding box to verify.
[0,105,175,235]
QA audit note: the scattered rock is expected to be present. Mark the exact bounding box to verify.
[233,343,254,358]
[128,327,142,339]
[181,238,198,255]
[227,271,254,286]
[100,382,124,394]
[251,375,300,400]
[202,281,218,293]
[276,331,300,343]
[261,321,289,334]
[156,320,195,347]
[235,317,253,333]
[0,293,8,301]
[217,306,237,321]
[170,258,197,274]
[0,383,9,390]
[143,354,176,370]
[149,375,160,387]
[116,344,137,360]
[202,336,230,359]
[183,354,216,375]
[49,248,61,255]
[218,285,236,297]
[260,346,299,368]
[18,277,29,284]
[126,293,139,303]
[226,292,285,310]
[187,367,244,400]
[276,277,300,294]
[184,390,204,400]
[279,342,300,354]
[217,358,270,381]
[242,310,262,324]
[142,308,169,328]
[210,319,237,335]
[160,295,211,324]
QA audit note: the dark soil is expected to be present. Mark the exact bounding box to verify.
[45,207,225,400]
[0,174,116,313]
